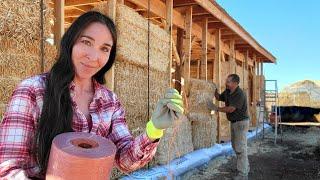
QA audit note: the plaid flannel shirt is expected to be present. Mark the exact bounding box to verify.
[0,74,159,179]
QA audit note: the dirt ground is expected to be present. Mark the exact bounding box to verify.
[180,126,320,180]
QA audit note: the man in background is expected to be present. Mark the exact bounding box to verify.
[207,74,250,180]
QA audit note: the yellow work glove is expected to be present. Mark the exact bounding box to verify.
[146,88,184,139]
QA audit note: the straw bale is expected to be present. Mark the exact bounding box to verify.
[153,120,194,165]
[186,78,216,117]
[93,3,170,72]
[0,41,56,78]
[188,112,212,122]
[0,52,41,78]
[0,0,53,42]
[114,61,169,137]
[0,103,6,120]
[43,44,57,72]
[220,113,231,140]
[0,38,57,56]
[0,77,21,103]
[192,118,217,150]
[279,92,320,108]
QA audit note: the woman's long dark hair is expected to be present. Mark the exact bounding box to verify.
[34,11,117,173]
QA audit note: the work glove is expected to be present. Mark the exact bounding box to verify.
[207,100,218,111]
[146,88,184,140]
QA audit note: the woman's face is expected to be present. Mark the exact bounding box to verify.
[71,22,113,80]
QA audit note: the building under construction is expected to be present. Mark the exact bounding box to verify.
[0,0,277,179]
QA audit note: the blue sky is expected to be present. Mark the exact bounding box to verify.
[216,0,320,90]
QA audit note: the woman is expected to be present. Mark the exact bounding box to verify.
[0,11,183,179]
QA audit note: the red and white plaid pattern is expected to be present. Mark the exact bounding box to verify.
[0,74,158,179]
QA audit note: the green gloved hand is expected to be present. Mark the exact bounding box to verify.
[146,88,184,139]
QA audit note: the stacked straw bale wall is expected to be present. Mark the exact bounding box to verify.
[94,3,194,175]
[187,78,217,149]
[0,0,56,119]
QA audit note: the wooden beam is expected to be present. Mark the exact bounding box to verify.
[193,0,276,62]
[175,28,184,93]
[173,0,197,7]
[105,0,116,90]
[127,0,184,28]
[166,0,173,87]
[65,0,98,7]
[54,0,64,49]
[197,60,201,79]
[214,29,222,143]
[65,9,84,18]
[222,34,241,40]
[183,7,193,87]
[208,22,227,29]
[200,18,208,80]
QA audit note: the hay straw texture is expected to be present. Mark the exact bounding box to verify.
[187,78,216,120]
[0,77,21,104]
[192,118,217,150]
[153,120,194,165]
[0,103,6,120]
[278,80,320,109]
[0,0,57,76]
[0,41,57,78]
[114,61,169,137]
[0,0,53,43]
[93,3,170,72]
[220,113,231,140]
[185,79,217,150]
[279,92,320,108]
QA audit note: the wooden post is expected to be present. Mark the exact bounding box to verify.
[261,61,264,93]
[105,0,117,90]
[175,28,184,93]
[197,61,201,79]
[245,50,251,120]
[229,39,236,73]
[54,0,64,50]
[257,59,260,102]
[241,61,244,89]
[252,53,257,127]
[166,0,173,87]
[183,6,192,88]
[244,50,249,91]
[200,18,208,80]
[214,29,222,143]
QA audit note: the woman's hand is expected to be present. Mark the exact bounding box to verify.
[146,88,184,140]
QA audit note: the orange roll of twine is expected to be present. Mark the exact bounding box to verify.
[46,132,116,180]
